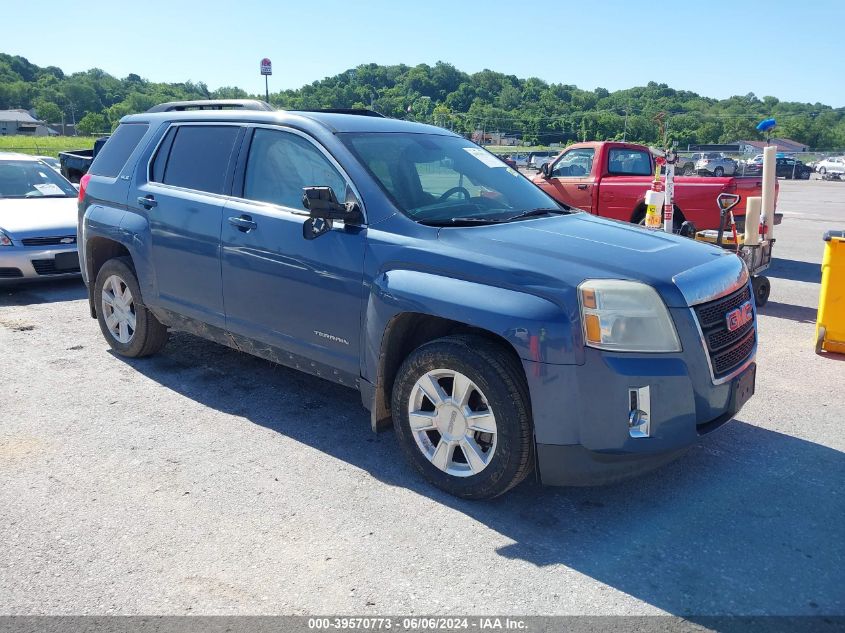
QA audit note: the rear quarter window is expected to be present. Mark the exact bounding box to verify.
[88,123,149,178]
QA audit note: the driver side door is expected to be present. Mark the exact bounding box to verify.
[544,147,596,212]
[220,126,366,383]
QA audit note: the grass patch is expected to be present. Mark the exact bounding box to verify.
[0,136,99,157]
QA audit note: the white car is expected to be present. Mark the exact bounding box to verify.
[0,153,81,282]
[816,156,845,175]
[35,155,62,173]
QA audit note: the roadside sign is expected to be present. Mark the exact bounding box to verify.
[260,58,272,76]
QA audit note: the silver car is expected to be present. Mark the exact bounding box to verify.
[0,153,81,283]
[695,152,737,177]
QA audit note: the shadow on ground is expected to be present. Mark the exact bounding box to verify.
[115,332,844,617]
[758,300,819,324]
[0,279,86,307]
[767,258,822,284]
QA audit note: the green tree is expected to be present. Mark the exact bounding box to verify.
[35,100,63,124]
[77,112,108,135]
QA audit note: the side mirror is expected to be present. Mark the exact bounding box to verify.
[540,163,551,178]
[301,186,363,240]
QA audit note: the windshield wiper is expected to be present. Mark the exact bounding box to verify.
[502,207,570,222]
[421,217,508,227]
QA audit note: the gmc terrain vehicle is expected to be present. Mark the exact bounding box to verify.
[78,110,758,499]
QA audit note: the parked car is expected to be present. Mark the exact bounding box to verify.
[695,153,737,177]
[527,151,558,170]
[741,156,813,179]
[512,153,529,169]
[0,152,82,282]
[816,156,845,176]
[58,137,110,183]
[79,109,759,499]
[35,156,62,173]
[533,141,776,230]
[677,153,704,175]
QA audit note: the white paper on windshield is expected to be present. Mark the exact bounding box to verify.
[33,183,65,195]
[463,147,506,168]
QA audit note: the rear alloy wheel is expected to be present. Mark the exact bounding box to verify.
[101,274,137,344]
[94,257,168,358]
[714,167,725,177]
[392,335,533,499]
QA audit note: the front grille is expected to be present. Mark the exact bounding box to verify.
[31,259,80,276]
[0,267,23,278]
[21,235,76,247]
[694,285,756,379]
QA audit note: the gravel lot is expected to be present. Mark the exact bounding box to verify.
[1,180,843,617]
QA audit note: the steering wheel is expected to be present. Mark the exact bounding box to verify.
[438,186,471,202]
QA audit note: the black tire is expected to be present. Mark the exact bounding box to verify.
[714,167,725,177]
[94,257,168,357]
[819,167,826,175]
[391,335,534,500]
[751,276,771,307]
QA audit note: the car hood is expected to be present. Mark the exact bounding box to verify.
[0,197,78,237]
[435,212,738,307]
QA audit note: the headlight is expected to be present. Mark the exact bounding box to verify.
[578,279,681,352]
[0,229,13,247]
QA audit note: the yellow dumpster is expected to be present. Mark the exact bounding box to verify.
[816,230,845,354]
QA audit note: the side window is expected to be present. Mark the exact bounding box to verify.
[608,148,652,176]
[88,123,149,178]
[243,128,346,210]
[160,125,240,194]
[551,148,594,177]
[151,127,177,183]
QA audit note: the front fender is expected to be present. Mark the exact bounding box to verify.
[362,269,580,385]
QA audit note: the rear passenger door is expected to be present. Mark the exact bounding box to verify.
[134,123,242,329]
[220,126,366,381]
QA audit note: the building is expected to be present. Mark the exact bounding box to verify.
[736,138,809,154]
[0,110,54,136]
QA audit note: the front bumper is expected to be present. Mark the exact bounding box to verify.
[525,305,755,486]
[0,245,81,283]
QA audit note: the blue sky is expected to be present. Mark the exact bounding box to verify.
[7,0,845,106]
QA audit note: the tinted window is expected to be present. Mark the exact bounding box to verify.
[151,127,177,183]
[162,125,240,194]
[608,148,652,176]
[243,128,346,210]
[89,123,149,178]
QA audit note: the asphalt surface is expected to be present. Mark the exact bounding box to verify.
[1,180,843,616]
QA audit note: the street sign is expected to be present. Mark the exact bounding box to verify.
[260,58,272,76]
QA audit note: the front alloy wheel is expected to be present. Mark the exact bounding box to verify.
[392,335,534,499]
[408,369,497,477]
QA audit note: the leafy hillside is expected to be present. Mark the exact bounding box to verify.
[2,54,843,148]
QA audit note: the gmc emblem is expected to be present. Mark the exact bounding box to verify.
[726,301,753,332]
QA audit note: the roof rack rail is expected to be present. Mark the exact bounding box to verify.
[146,99,275,113]
[296,108,386,118]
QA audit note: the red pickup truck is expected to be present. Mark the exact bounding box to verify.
[531,141,776,230]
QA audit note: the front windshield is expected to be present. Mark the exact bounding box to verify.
[0,160,77,199]
[341,132,564,225]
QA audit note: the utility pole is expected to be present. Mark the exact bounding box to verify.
[623,109,629,142]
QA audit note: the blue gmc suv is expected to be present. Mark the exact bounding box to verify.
[78,107,757,499]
